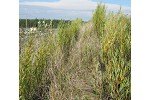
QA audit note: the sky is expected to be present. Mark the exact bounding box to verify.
[19,0,131,21]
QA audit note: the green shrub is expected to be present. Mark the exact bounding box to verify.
[19,22,55,100]
[57,18,82,64]
[99,10,131,99]
[93,3,106,40]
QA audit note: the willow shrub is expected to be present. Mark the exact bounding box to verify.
[19,22,55,100]
[99,11,131,99]
[57,18,82,64]
[93,3,106,40]
[92,3,130,99]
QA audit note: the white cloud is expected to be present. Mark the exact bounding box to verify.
[19,0,130,20]
[19,0,96,10]
[19,0,130,14]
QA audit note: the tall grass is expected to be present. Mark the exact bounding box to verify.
[19,3,131,100]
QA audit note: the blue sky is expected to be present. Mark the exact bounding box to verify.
[20,0,60,2]
[92,0,130,7]
[19,0,131,21]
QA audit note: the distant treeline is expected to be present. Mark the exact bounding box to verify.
[19,19,72,28]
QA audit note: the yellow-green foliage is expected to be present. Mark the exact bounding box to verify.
[57,18,82,63]
[19,3,131,100]
[93,2,106,40]
[93,5,131,100]
[19,34,53,100]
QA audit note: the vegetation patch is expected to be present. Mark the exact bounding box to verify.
[20,3,131,100]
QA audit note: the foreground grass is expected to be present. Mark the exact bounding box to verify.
[19,3,131,100]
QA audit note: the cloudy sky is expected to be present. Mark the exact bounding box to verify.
[19,0,131,21]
